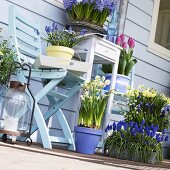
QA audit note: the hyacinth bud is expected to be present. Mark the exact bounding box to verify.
[120,34,125,42]
[116,36,121,45]
[128,37,135,49]
[122,42,127,49]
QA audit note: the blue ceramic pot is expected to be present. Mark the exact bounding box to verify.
[115,74,130,93]
[74,126,103,154]
[104,74,130,93]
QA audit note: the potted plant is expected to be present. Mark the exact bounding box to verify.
[43,22,87,65]
[63,0,117,34]
[102,34,137,93]
[74,75,112,154]
[0,28,15,86]
[104,120,169,164]
[125,85,170,131]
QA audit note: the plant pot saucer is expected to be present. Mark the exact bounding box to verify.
[66,21,107,35]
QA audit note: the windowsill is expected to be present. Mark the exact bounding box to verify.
[148,42,170,61]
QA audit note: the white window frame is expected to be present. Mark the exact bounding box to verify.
[148,0,170,61]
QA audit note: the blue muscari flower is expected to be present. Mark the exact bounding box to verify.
[63,0,77,10]
[117,121,123,131]
[108,125,112,130]
[129,121,134,127]
[36,30,40,35]
[124,122,128,131]
[105,124,109,132]
[141,119,145,125]
[156,137,162,143]
[82,0,89,4]
[95,0,105,12]
[149,124,154,130]
[121,133,124,138]
[162,129,166,134]
[80,29,87,35]
[137,95,141,99]
[161,109,166,114]
[166,106,170,112]
[112,122,116,131]
[130,129,136,136]
[143,141,147,145]
[52,22,58,31]
[156,134,160,140]
[150,131,155,137]
[161,136,164,142]
[165,135,168,141]
[45,26,51,33]
[146,103,150,107]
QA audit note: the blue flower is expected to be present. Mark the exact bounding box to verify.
[141,119,145,125]
[80,29,87,36]
[45,26,51,33]
[121,133,124,138]
[165,135,169,141]
[161,109,166,114]
[63,0,77,10]
[129,121,134,127]
[137,95,141,99]
[112,122,116,131]
[146,103,150,107]
[162,129,166,134]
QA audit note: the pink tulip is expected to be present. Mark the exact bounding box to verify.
[122,42,127,49]
[116,36,122,45]
[128,37,135,49]
[120,34,125,42]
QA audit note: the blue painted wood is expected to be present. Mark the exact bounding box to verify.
[8,5,84,150]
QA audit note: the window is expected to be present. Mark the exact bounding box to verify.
[148,0,170,60]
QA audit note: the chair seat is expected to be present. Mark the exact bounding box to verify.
[23,68,67,79]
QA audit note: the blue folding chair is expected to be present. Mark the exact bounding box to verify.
[8,5,84,150]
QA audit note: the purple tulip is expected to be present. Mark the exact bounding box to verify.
[122,42,127,49]
[128,37,135,49]
[116,36,122,45]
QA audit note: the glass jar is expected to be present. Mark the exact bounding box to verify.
[0,81,31,134]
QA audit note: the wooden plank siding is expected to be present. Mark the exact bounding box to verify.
[124,0,170,95]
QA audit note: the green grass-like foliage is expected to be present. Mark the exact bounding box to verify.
[78,75,113,129]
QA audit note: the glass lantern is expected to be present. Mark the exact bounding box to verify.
[0,81,31,136]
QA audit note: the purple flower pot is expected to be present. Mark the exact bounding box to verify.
[104,74,130,93]
[74,126,103,154]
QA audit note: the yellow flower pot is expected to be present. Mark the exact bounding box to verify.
[46,46,74,65]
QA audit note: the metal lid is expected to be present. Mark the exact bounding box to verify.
[9,81,26,92]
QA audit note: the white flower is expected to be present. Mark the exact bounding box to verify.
[105,79,110,86]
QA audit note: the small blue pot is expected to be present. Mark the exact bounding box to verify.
[74,126,103,154]
[104,74,130,93]
[115,74,130,93]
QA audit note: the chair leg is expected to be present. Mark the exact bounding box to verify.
[56,109,75,151]
[34,103,52,149]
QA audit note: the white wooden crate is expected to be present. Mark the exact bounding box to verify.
[33,55,91,76]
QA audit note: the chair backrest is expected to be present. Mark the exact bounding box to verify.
[8,5,42,64]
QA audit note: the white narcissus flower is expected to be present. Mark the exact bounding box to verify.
[95,75,101,80]
[0,51,3,56]
[105,79,110,86]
